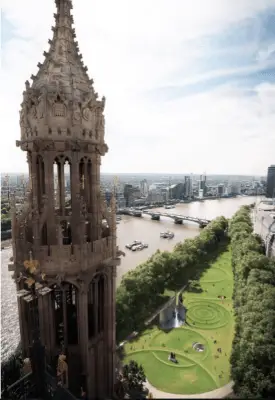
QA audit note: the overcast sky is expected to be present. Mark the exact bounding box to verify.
[1,0,275,175]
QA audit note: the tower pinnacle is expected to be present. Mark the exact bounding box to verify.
[19,0,106,150]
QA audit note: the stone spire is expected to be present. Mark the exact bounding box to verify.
[19,0,107,151]
[13,2,120,398]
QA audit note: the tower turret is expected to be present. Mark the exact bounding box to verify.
[12,1,121,398]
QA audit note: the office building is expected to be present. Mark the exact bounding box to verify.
[266,165,275,198]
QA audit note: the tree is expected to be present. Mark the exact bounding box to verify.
[1,218,11,232]
[122,360,146,393]
[229,206,275,399]
[1,350,23,391]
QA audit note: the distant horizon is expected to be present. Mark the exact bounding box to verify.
[1,171,266,178]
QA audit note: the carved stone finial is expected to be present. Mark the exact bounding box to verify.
[25,80,30,90]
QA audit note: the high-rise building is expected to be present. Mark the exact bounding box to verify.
[199,174,207,196]
[184,176,193,198]
[266,165,275,198]
[140,179,149,197]
[10,1,122,397]
[124,184,141,206]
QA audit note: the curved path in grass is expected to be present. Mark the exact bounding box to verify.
[145,379,234,399]
[125,248,234,396]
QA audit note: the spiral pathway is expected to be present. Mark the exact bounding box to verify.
[124,248,234,395]
[186,300,230,330]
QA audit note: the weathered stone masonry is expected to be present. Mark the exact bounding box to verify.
[10,0,122,398]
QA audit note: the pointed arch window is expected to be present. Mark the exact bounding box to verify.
[88,274,106,339]
[52,282,78,347]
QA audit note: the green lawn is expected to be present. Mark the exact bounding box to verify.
[124,246,234,394]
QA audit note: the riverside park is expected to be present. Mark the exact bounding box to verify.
[124,246,234,395]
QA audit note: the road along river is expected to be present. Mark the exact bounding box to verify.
[1,196,256,361]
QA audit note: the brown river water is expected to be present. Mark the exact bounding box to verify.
[1,196,257,361]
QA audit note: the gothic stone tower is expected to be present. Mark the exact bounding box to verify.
[11,0,121,397]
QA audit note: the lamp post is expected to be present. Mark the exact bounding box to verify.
[17,251,51,397]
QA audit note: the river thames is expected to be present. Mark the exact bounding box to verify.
[1,196,256,361]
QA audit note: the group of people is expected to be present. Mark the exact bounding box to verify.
[168,352,178,363]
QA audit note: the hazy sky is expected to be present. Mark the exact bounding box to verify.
[1,0,275,175]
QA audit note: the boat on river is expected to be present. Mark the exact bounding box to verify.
[131,243,148,251]
[125,240,141,249]
[160,231,175,239]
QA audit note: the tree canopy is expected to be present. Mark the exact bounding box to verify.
[116,216,228,341]
[229,205,275,399]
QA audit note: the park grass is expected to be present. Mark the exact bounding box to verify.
[124,245,234,395]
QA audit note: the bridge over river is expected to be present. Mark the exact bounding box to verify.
[119,208,211,228]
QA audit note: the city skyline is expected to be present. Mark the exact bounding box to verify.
[0,171,266,179]
[1,0,275,174]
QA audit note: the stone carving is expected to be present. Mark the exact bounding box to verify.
[42,140,55,151]
[73,101,81,121]
[99,113,105,129]
[116,248,126,258]
[25,80,30,90]
[21,92,30,129]
[37,87,47,119]
[58,43,66,57]
[30,101,37,119]
[57,354,68,388]
[80,196,87,218]
[23,358,32,375]
[82,107,91,121]
[56,274,65,286]
[71,140,81,151]
[26,127,32,138]
[53,99,67,117]
[83,89,95,106]
[64,1,71,16]
[19,110,26,132]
